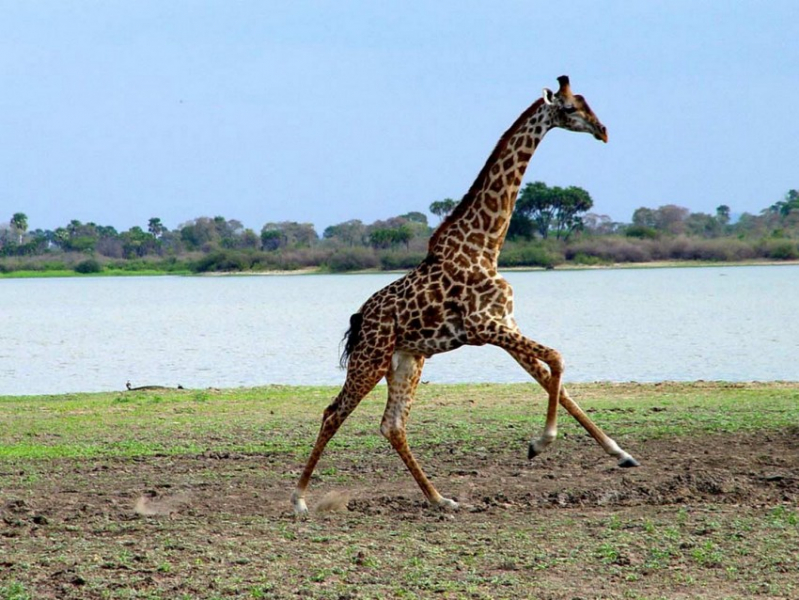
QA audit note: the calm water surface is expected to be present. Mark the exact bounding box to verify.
[1,265,797,395]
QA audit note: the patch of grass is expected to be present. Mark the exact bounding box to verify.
[1,382,798,463]
[0,582,31,600]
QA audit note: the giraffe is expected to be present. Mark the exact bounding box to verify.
[292,75,638,515]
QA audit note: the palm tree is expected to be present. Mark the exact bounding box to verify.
[10,212,28,244]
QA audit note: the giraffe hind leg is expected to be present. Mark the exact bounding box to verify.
[381,352,458,509]
[292,341,393,515]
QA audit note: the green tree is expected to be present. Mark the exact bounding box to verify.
[514,182,593,240]
[368,225,413,249]
[716,205,731,226]
[148,217,166,238]
[400,211,428,225]
[685,212,721,238]
[632,204,689,235]
[323,220,366,246]
[260,222,318,250]
[10,212,28,244]
[550,186,593,240]
[770,189,799,217]
[429,198,457,223]
[632,207,657,229]
[180,217,220,250]
[120,226,157,258]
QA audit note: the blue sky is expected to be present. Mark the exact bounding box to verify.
[2,1,797,234]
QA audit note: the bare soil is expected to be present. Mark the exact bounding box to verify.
[2,430,798,599]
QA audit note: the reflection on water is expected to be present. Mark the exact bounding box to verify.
[1,265,797,395]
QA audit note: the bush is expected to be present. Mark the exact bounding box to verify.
[565,238,652,263]
[499,244,563,268]
[325,247,380,272]
[625,225,660,239]
[379,250,427,271]
[191,250,254,273]
[74,258,103,274]
[761,240,799,260]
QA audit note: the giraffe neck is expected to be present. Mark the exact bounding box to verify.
[428,98,554,265]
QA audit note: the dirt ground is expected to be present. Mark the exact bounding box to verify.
[2,429,798,599]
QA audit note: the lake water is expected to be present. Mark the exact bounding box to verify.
[1,265,797,395]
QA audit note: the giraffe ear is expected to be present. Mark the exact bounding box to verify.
[542,88,556,105]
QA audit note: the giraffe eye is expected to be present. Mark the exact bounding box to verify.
[563,105,577,114]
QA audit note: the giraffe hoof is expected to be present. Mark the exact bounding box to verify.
[434,497,459,511]
[618,456,640,468]
[291,492,309,516]
[528,442,539,460]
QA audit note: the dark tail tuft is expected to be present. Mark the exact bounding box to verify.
[339,313,364,368]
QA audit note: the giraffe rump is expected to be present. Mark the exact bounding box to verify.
[339,313,364,368]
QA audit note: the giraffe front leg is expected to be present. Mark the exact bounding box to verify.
[382,352,459,510]
[527,350,563,460]
[482,323,564,460]
[525,358,640,468]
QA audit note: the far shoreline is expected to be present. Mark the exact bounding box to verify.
[1,258,798,280]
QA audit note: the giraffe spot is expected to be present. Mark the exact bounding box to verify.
[448,285,464,298]
[422,305,443,327]
[454,255,471,270]
[467,232,486,246]
[443,304,461,320]
[426,286,444,304]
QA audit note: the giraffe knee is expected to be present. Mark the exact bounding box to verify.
[322,404,336,423]
[380,418,399,440]
[548,351,564,376]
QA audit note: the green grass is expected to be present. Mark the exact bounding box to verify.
[1,382,797,463]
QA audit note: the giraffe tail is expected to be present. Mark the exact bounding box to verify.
[339,313,364,368]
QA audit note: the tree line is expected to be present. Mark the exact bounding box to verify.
[2,185,798,274]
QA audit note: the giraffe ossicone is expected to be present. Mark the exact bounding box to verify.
[291,76,637,516]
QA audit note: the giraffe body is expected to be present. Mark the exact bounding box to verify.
[292,77,637,515]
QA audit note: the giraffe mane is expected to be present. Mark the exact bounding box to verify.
[428,97,546,253]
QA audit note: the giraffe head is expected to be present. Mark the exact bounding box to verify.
[542,75,608,143]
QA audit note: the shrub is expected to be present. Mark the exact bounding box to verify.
[570,252,607,266]
[325,247,380,272]
[761,240,799,260]
[565,238,652,263]
[379,250,427,271]
[74,258,103,274]
[499,244,563,268]
[625,225,660,239]
[191,250,254,273]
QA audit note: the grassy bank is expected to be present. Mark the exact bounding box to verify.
[2,382,798,462]
[1,382,798,599]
